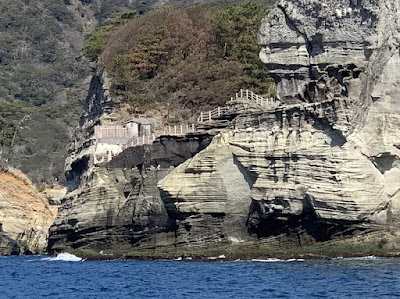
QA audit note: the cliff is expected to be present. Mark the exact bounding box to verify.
[48,71,219,253]
[255,0,400,230]
[49,0,400,257]
[0,166,55,255]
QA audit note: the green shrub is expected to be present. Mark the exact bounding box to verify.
[87,2,276,115]
[213,1,276,96]
[81,10,137,61]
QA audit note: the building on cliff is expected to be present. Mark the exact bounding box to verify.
[93,118,155,165]
[93,91,276,166]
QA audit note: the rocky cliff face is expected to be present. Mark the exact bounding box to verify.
[49,0,400,255]
[48,69,219,253]
[0,166,54,255]
[159,0,400,249]
[48,135,214,252]
[254,0,400,233]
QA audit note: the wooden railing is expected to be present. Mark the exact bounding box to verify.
[121,134,155,151]
[196,90,276,123]
[232,89,276,108]
[120,123,197,150]
[163,124,196,135]
[197,107,229,123]
[95,125,128,139]
[105,89,276,156]
[119,123,197,152]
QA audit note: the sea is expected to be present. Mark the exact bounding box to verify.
[1,254,400,298]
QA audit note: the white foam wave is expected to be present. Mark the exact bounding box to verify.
[333,256,378,261]
[251,258,305,263]
[42,253,83,262]
[173,257,183,261]
[286,258,305,262]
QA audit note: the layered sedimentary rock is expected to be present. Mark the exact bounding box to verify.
[48,135,213,251]
[253,0,400,232]
[50,0,400,253]
[0,167,54,255]
[48,69,217,252]
[259,0,399,103]
[158,0,400,247]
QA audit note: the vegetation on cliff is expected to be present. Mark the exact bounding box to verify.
[0,0,273,185]
[85,1,275,121]
[81,10,138,61]
[0,0,91,185]
[0,0,164,185]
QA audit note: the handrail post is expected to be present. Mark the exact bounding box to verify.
[192,124,194,131]
[218,107,221,117]
[209,110,212,121]
[174,125,177,134]
[200,112,203,122]
[180,125,183,134]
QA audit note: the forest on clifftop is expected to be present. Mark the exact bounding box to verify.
[84,2,275,123]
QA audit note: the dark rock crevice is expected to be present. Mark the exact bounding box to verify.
[372,153,399,174]
[277,4,312,55]
[247,197,373,243]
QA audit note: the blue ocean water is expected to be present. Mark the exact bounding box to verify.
[1,255,400,298]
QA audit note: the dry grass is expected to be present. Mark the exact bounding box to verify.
[0,164,53,217]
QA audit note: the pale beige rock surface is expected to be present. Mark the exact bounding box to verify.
[0,167,55,255]
[158,0,400,246]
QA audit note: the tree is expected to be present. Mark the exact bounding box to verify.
[213,1,275,96]
[128,26,169,79]
[0,102,24,147]
[81,10,138,61]
[96,3,276,118]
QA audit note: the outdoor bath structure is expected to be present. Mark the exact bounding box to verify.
[93,118,155,165]
[91,90,275,165]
